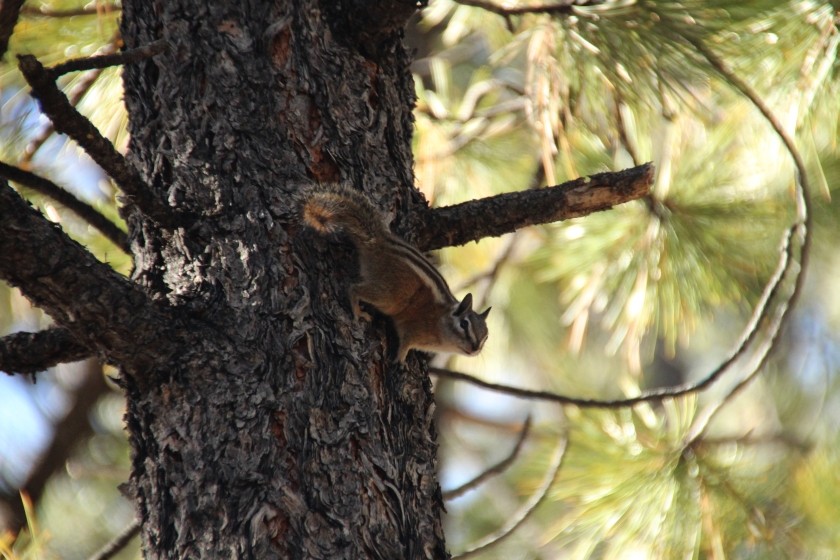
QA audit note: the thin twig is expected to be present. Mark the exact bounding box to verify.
[443,416,532,500]
[686,36,811,307]
[453,0,579,17]
[456,232,521,308]
[431,227,795,408]
[452,430,568,558]
[0,161,129,252]
[613,92,640,166]
[49,39,167,77]
[677,36,813,444]
[432,365,690,408]
[17,53,177,226]
[87,519,140,560]
[683,233,800,445]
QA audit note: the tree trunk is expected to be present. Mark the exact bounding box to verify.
[119,1,446,558]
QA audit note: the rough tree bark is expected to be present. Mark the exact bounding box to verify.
[118,1,446,558]
[0,0,653,557]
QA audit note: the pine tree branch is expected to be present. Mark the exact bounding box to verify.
[48,39,167,77]
[17,53,178,227]
[0,328,91,375]
[0,161,129,252]
[0,181,179,372]
[415,162,654,251]
[0,0,24,59]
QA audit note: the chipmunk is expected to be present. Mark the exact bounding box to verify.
[302,186,490,362]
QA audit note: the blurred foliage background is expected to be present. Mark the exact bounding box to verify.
[1,0,840,558]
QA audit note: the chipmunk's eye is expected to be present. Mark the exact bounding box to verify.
[460,319,470,331]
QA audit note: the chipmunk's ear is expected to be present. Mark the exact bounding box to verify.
[455,293,474,315]
[479,307,491,319]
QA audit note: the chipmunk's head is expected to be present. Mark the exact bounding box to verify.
[443,293,490,356]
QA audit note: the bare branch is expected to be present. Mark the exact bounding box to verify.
[0,328,91,375]
[684,229,801,445]
[0,181,178,371]
[23,67,105,163]
[453,430,567,559]
[88,519,141,560]
[48,39,167,77]
[433,366,692,408]
[443,416,532,500]
[17,53,178,226]
[23,37,119,163]
[415,162,654,251]
[0,161,129,252]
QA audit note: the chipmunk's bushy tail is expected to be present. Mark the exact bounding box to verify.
[302,186,389,245]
